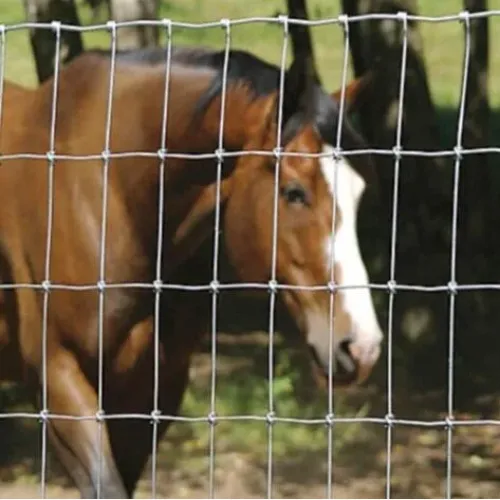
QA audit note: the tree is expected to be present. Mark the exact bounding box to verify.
[460,0,490,244]
[109,0,160,50]
[23,0,84,83]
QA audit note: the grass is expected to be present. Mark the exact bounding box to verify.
[1,0,500,488]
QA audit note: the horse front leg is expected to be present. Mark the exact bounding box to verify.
[45,347,127,498]
[105,316,192,497]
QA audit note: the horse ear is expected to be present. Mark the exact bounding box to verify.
[167,177,233,273]
[331,72,373,112]
[281,57,316,131]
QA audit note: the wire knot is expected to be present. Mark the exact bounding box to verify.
[157,148,167,161]
[325,413,335,427]
[215,148,225,163]
[41,280,51,293]
[266,411,276,426]
[277,15,289,34]
[385,412,395,428]
[106,20,117,33]
[268,279,278,294]
[447,280,458,295]
[392,145,402,161]
[153,279,163,294]
[97,280,106,293]
[151,409,161,424]
[210,280,220,295]
[219,18,230,30]
[207,412,217,426]
[39,409,49,423]
[50,21,61,33]
[95,410,105,422]
[458,10,470,26]
[46,151,55,163]
[387,280,397,295]
[337,14,349,32]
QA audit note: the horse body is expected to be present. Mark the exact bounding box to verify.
[0,47,382,497]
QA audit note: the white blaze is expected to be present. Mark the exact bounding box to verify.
[311,144,382,354]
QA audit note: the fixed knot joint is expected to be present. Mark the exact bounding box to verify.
[39,409,49,423]
[268,280,278,294]
[207,412,217,426]
[337,14,349,32]
[266,411,276,426]
[272,147,283,160]
[458,10,470,26]
[396,11,408,30]
[153,280,163,294]
[445,415,455,430]
[325,413,335,427]
[157,148,167,161]
[95,410,105,422]
[327,281,337,294]
[101,149,111,162]
[150,409,162,424]
[50,21,61,33]
[41,280,51,293]
[209,280,220,295]
[97,280,106,293]
[161,18,172,33]
[387,280,397,295]
[277,15,289,34]
[46,151,56,164]
[385,413,395,428]
[215,148,225,163]
[106,20,117,34]
[392,146,402,161]
[219,18,230,31]
[453,146,463,161]
[447,281,458,295]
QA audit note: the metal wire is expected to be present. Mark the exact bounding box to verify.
[0,10,494,500]
[150,18,173,499]
[39,20,62,500]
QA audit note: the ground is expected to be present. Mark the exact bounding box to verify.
[3,333,500,499]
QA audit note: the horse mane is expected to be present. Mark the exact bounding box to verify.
[83,45,367,153]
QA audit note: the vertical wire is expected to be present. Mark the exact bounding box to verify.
[385,12,409,500]
[207,18,232,499]
[0,25,5,135]
[266,14,289,500]
[40,21,62,500]
[326,14,351,499]
[445,10,471,499]
[96,20,118,499]
[150,19,173,499]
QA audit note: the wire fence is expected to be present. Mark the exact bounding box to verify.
[0,8,496,500]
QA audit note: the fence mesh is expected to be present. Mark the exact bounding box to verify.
[0,8,497,500]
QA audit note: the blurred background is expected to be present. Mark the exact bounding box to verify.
[1,0,500,498]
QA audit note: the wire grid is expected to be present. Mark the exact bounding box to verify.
[0,9,487,500]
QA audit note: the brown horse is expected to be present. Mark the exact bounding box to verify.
[0,46,383,497]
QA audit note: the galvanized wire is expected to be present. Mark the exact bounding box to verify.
[0,10,494,500]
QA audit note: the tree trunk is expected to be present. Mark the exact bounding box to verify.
[340,0,451,356]
[461,0,490,244]
[23,0,84,84]
[109,0,159,50]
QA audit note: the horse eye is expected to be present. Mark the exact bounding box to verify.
[281,183,309,206]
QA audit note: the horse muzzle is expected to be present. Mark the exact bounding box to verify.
[308,337,381,388]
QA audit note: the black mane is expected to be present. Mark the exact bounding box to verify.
[85,45,367,152]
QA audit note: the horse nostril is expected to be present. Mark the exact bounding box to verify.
[335,339,356,374]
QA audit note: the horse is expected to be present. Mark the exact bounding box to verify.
[0,44,383,497]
